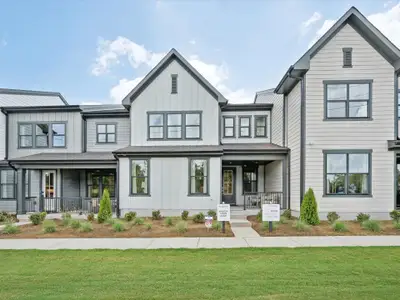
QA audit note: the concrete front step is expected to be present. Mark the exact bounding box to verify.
[229,219,252,228]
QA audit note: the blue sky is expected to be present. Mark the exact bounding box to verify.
[0,0,398,104]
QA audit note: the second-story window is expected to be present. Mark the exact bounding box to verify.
[325,81,371,119]
[223,116,235,138]
[19,124,33,148]
[149,114,164,139]
[52,123,66,147]
[239,116,251,137]
[254,116,267,137]
[167,113,182,139]
[185,113,201,139]
[18,122,67,148]
[97,124,116,143]
[35,124,49,147]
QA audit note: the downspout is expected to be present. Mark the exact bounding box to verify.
[113,153,120,217]
[288,71,306,205]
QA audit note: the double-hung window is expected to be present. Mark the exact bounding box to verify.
[35,124,49,147]
[97,124,116,143]
[19,122,66,148]
[52,123,66,147]
[167,113,182,139]
[0,170,15,199]
[19,124,33,148]
[239,116,251,137]
[325,81,371,119]
[189,159,208,195]
[254,116,267,137]
[223,116,235,138]
[324,151,371,196]
[185,113,201,139]
[148,114,164,139]
[243,168,257,193]
[131,159,149,195]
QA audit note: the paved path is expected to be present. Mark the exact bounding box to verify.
[1,236,400,250]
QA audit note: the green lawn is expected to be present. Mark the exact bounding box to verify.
[1,248,400,299]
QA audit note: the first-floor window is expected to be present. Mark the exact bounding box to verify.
[189,159,208,195]
[243,168,257,193]
[131,160,149,195]
[0,170,15,199]
[325,151,371,195]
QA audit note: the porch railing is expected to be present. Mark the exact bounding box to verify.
[243,192,285,210]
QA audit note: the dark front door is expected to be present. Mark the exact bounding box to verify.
[222,168,236,205]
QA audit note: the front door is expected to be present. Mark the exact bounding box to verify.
[42,170,57,198]
[222,168,236,205]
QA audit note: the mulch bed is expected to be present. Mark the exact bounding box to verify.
[0,218,233,239]
[248,216,400,236]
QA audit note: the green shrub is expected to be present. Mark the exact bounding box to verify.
[87,213,95,222]
[133,218,145,225]
[262,221,278,231]
[282,209,292,220]
[113,222,125,232]
[165,217,173,226]
[181,210,189,220]
[43,220,56,233]
[389,210,400,224]
[40,212,47,222]
[207,210,217,220]
[192,212,205,223]
[61,213,71,221]
[97,189,112,223]
[0,212,7,222]
[356,213,370,223]
[152,210,162,220]
[256,210,262,222]
[61,217,71,227]
[278,216,289,224]
[80,222,93,232]
[124,212,137,222]
[293,220,310,231]
[145,223,152,230]
[393,222,400,230]
[105,218,116,225]
[2,223,20,234]
[332,221,348,232]
[70,220,81,229]
[29,213,42,225]
[176,221,188,234]
[327,212,340,224]
[0,212,17,223]
[362,220,381,232]
[300,188,320,225]
[212,221,222,231]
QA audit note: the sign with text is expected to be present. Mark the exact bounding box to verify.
[217,204,230,221]
[262,204,280,222]
[205,216,213,228]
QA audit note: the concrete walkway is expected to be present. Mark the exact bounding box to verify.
[1,236,400,250]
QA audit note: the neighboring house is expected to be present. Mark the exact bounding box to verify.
[1,6,399,219]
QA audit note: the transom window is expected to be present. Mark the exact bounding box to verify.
[189,159,208,195]
[19,123,66,148]
[325,81,371,119]
[254,116,267,137]
[243,168,257,193]
[239,116,251,137]
[131,160,149,195]
[97,124,116,143]
[324,151,371,196]
[0,170,15,199]
[148,112,201,140]
[223,116,235,138]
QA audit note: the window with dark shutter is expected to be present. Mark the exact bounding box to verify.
[171,74,178,94]
[343,48,352,68]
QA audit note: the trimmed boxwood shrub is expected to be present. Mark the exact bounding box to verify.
[300,188,320,225]
[389,210,400,224]
[327,212,340,224]
[192,213,205,223]
[29,213,42,225]
[207,210,217,220]
[356,213,370,223]
[152,210,162,220]
[332,221,348,232]
[124,212,137,222]
[181,210,189,220]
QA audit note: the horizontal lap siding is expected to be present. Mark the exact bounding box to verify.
[305,24,395,215]
[119,157,221,213]
[287,82,301,211]
[265,161,282,192]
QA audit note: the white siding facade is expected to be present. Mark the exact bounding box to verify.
[265,160,282,192]
[305,24,395,219]
[130,59,220,146]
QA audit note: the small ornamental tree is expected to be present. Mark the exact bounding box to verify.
[300,188,320,225]
[98,189,112,223]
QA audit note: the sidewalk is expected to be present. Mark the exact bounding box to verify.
[1,236,400,250]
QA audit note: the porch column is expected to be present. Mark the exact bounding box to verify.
[115,161,120,217]
[16,169,26,215]
[282,155,288,210]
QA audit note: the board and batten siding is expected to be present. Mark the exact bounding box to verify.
[119,157,221,216]
[86,117,130,152]
[0,112,5,159]
[287,82,301,212]
[221,111,271,144]
[254,91,284,146]
[264,160,282,192]
[130,59,219,146]
[7,111,82,159]
[305,23,395,218]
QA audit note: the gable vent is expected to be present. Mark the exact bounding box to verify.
[171,74,178,94]
[343,48,352,68]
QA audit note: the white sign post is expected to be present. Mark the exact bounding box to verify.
[262,204,280,232]
[217,203,230,233]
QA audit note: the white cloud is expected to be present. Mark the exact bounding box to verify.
[93,36,252,103]
[189,39,196,45]
[309,4,400,48]
[301,12,322,36]
[384,1,394,8]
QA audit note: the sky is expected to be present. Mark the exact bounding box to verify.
[0,0,400,105]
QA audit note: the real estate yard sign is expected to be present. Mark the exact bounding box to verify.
[262,204,280,222]
[217,204,230,221]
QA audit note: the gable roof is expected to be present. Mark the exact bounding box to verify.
[121,48,227,106]
[0,88,68,105]
[275,6,400,94]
